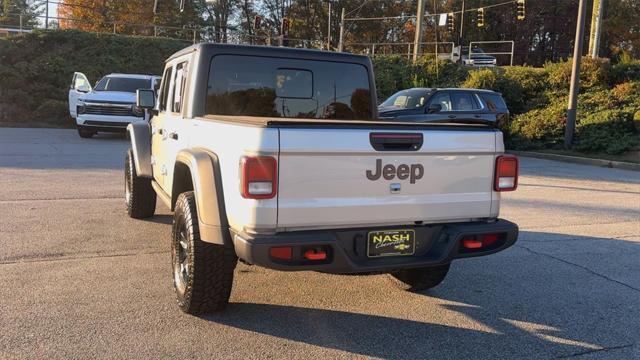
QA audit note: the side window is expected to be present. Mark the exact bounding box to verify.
[480,93,508,111]
[159,67,173,112]
[428,92,452,111]
[451,92,478,111]
[172,62,188,113]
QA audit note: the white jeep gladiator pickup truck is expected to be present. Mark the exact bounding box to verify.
[126,43,519,314]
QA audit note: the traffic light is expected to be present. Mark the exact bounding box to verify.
[281,18,290,46]
[516,0,525,20]
[447,13,455,33]
[281,18,290,35]
[477,8,485,27]
[253,15,262,30]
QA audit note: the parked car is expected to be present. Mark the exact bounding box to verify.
[379,88,510,126]
[68,73,161,138]
[439,45,497,67]
[126,43,519,314]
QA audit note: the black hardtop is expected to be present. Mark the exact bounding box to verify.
[167,43,372,66]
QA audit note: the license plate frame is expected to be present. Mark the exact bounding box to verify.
[367,229,416,258]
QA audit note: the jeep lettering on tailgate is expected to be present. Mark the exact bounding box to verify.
[366,159,424,184]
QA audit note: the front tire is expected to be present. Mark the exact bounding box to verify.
[77,126,95,138]
[389,264,451,291]
[125,149,156,219]
[172,191,237,314]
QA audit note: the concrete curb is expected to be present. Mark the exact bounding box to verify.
[507,151,640,172]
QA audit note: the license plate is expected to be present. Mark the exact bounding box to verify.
[367,229,415,258]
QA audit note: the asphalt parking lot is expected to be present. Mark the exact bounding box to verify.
[1,128,639,359]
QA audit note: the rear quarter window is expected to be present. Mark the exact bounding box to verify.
[205,55,373,120]
[480,93,508,111]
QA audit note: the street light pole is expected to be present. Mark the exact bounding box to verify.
[338,7,345,52]
[565,0,588,149]
[588,0,604,58]
[45,0,49,29]
[327,1,332,50]
[412,0,425,63]
[458,0,465,45]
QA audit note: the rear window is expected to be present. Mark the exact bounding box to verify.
[205,55,373,120]
[480,93,508,111]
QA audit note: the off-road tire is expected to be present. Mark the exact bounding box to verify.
[389,264,451,291]
[172,191,237,314]
[77,126,95,138]
[124,149,156,219]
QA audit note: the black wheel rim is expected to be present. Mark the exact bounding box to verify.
[173,218,190,294]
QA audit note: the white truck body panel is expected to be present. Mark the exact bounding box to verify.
[277,128,498,231]
[188,118,279,234]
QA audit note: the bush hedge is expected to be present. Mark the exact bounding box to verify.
[1,29,638,155]
[0,29,187,127]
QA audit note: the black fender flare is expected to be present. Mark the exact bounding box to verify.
[172,148,231,246]
[126,123,153,178]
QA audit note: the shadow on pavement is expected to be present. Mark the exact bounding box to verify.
[198,231,639,358]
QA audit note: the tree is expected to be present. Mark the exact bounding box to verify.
[0,0,39,27]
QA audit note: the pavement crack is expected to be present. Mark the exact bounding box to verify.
[0,250,169,265]
[517,245,640,294]
[557,343,635,358]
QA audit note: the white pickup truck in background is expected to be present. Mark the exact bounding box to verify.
[126,44,519,314]
[68,73,160,138]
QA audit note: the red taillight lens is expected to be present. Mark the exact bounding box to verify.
[240,156,277,199]
[269,246,292,260]
[494,155,518,191]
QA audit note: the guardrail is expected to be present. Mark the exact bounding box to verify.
[347,41,455,59]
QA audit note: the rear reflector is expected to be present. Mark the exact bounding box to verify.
[240,156,277,199]
[494,155,518,192]
[461,233,502,250]
[269,247,293,260]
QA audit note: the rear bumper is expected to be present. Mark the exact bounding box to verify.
[232,219,518,274]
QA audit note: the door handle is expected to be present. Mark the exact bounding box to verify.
[474,114,481,118]
[169,132,179,140]
[448,114,456,119]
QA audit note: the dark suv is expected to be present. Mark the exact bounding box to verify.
[378,88,509,126]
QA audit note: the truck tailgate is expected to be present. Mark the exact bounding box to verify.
[277,127,497,230]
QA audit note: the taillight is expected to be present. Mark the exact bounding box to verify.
[494,155,518,191]
[240,156,277,199]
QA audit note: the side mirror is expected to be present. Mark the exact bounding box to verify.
[77,84,91,93]
[136,89,156,109]
[427,104,442,114]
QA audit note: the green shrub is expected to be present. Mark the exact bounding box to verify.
[508,100,567,147]
[0,29,187,126]
[461,68,525,113]
[575,109,639,154]
[610,60,640,84]
[545,57,611,90]
[372,55,414,101]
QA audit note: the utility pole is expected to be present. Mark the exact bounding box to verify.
[45,0,49,29]
[338,7,345,52]
[588,0,604,58]
[327,1,332,50]
[412,0,425,63]
[434,0,439,82]
[565,0,588,149]
[458,0,465,46]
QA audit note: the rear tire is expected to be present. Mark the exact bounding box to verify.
[77,126,95,138]
[172,191,237,314]
[125,149,156,219]
[389,264,451,291]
